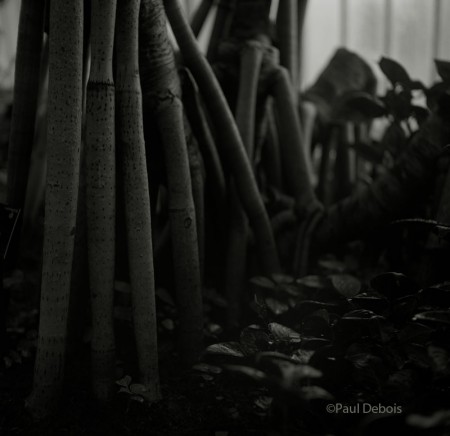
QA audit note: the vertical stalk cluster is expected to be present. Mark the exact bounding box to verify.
[164,0,281,274]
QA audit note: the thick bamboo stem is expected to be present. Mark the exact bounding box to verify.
[27,0,84,418]
[270,66,317,216]
[261,101,282,190]
[140,0,203,364]
[185,118,206,282]
[276,0,298,89]
[225,41,263,327]
[180,68,226,207]
[191,0,214,37]
[116,0,160,399]
[206,0,236,63]
[7,0,45,209]
[85,0,117,401]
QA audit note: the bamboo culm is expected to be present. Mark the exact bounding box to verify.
[140,0,203,365]
[225,41,263,327]
[180,68,227,208]
[190,0,214,37]
[85,0,117,401]
[276,0,298,89]
[270,66,318,216]
[115,0,161,399]
[7,0,45,209]
[27,0,84,418]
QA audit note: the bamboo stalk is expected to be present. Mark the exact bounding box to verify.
[184,117,206,282]
[191,0,214,37]
[225,41,263,327]
[85,0,117,401]
[261,101,282,190]
[333,123,353,202]
[270,66,317,216]
[164,0,280,274]
[7,0,45,209]
[297,0,309,88]
[275,0,298,89]
[317,127,337,205]
[180,68,226,207]
[27,0,84,418]
[67,1,92,354]
[140,0,203,364]
[115,0,160,399]
[206,0,236,63]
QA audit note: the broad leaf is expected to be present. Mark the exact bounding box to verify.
[192,363,223,374]
[379,57,411,86]
[341,309,384,321]
[291,349,314,364]
[224,364,267,382]
[410,105,430,125]
[116,375,132,388]
[271,273,294,285]
[397,322,433,344]
[299,385,333,401]
[370,272,418,299]
[407,410,450,429]
[418,287,450,308]
[129,383,148,395]
[413,311,450,326]
[330,274,361,298]
[205,342,245,358]
[265,298,289,315]
[351,292,389,313]
[435,59,450,84]
[254,396,273,411]
[296,275,328,289]
[250,276,276,290]
[332,91,386,122]
[268,323,301,342]
[318,258,346,273]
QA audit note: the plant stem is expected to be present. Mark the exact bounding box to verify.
[180,68,226,208]
[85,0,117,402]
[276,0,298,89]
[27,0,84,418]
[115,0,160,399]
[7,0,45,209]
[206,0,236,63]
[333,123,352,202]
[225,40,263,327]
[140,0,203,364]
[261,100,282,189]
[297,0,309,88]
[164,0,280,274]
[185,117,206,282]
[191,0,214,37]
[270,66,317,216]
